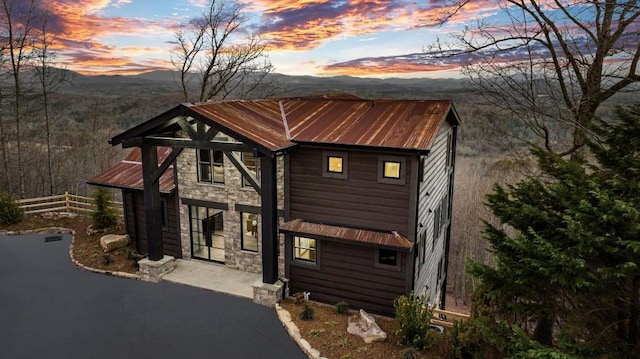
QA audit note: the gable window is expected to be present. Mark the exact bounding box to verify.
[377,155,406,185]
[241,212,258,252]
[322,151,348,179]
[198,149,224,184]
[293,236,316,263]
[375,248,401,270]
[241,151,260,187]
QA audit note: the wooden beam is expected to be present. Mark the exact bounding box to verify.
[261,155,278,284]
[141,145,164,261]
[151,148,184,183]
[223,152,261,195]
[123,136,252,152]
[176,117,197,140]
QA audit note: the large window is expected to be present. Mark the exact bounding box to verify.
[241,212,259,252]
[189,206,225,263]
[293,236,316,263]
[241,152,260,187]
[198,149,224,184]
[322,151,348,179]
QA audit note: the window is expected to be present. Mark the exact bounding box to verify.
[375,248,401,270]
[198,149,224,184]
[419,231,426,265]
[189,206,225,263]
[377,156,406,185]
[446,133,453,169]
[293,236,316,263]
[160,199,168,230]
[241,152,260,187]
[241,212,259,252]
[322,151,348,179]
[383,161,401,179]
[327,156,344,173]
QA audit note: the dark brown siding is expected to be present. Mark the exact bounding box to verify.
[289,147,412,235]
[127,190,181,258]
[289,240,409,315]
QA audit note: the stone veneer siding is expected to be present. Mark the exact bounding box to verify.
[177,148,286,276]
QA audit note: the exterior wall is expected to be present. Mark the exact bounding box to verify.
[123,189,182,259]
[414,123,454,306]
[287,239,410,316]
[176,147,286,276]
[288,147,413,236]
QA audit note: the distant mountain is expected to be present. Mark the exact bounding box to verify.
[51,69,471,101]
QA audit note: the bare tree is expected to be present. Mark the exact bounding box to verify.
[35,17,66,195]
[172,0,276,103]
[1,0,39,197]
[435,0,640,156]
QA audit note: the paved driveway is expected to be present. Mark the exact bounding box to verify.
[0,234,306,359]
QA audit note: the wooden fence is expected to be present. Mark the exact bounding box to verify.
[18,192,124,218]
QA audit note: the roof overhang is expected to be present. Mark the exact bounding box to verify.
[280,219,413,252]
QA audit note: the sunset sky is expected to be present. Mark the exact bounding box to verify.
[28,0,500,77]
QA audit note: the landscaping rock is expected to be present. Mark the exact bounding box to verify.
[347,309,387,343]
[100,234,130,252]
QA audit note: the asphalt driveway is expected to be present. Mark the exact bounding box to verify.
[0,233,306,359]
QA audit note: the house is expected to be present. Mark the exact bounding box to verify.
[98,97,460,315]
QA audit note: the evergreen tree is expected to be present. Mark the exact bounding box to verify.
[464,105,640,357]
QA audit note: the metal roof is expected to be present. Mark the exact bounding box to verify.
[110,97,459,156]
[282,99,455,152]
[87,147,175,193]
[280,218,413,251]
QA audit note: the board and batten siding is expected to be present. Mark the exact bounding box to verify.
[414,123,454,305]
[289,147,412,235]
[288,240,409,315]
[126,190,182,259]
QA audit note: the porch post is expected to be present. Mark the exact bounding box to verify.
[141,144,164,261]
[260,155,278,284]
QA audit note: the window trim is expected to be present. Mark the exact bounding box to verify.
[377,155,406,185]
[240,151,260,188]
[374,248,401,271]
[322,151,348,179]
[197,149,225,185]
[292,235,318,265]
[240,212,259,252]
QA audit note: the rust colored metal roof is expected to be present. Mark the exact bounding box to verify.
[183,98,456,153]
[283,99,454,151]
[280,219,413,251]
[187,100,292,152]
[87,147,175,193]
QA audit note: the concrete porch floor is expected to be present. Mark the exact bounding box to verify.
[161,259,261,299]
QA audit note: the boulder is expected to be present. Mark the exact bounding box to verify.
[347,309,387,344]
[100,234,130,252]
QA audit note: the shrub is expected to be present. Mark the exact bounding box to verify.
[394,291,435,350]
[335,301,349,315]
[300,302,315,320]
[91,187,117,229]
[401,347,419,359]
[0,192,23,225]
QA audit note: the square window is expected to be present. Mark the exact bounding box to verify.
[378,248,397,266]
[294,236,316,263]
[322,151,348,179]
[327,156,343,173]
[383,161,401,179]
[198,149,224,184]
[377,156,405,185]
